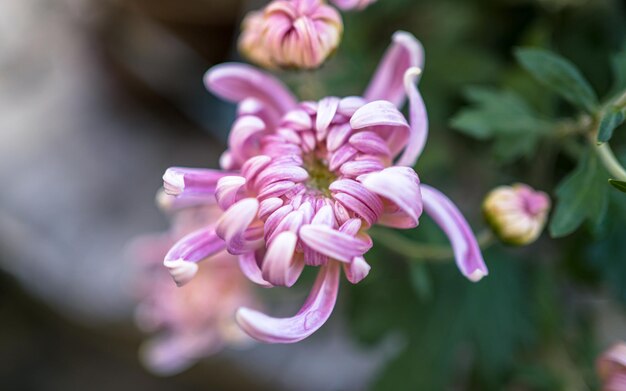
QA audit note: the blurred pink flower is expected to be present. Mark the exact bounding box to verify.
[131,199,256,375]
[162,31,488,343]
[482,183,550,245]
[597,342,626,391]
[331,0,377,11]
[238,0,343,69]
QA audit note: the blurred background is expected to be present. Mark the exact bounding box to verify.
[1,0,625,389]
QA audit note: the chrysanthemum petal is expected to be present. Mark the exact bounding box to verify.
[262,231,304,287]
[239,251,273,287]
[164,227,226,286]
[216,198,260,255]
[395,67,428,167]
[421,184,488,282]
[215,176,247,210]
[205,63,297,126]
[236,262,340,343]
[300,224,371,262]
[163,167,228,197]
[361,166,422,228]
[343,256,370,284]
[363,31,424,107]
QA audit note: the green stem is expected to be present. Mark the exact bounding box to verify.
[587,121,626,181]
[370,228,495,262]
[594,141,626,181]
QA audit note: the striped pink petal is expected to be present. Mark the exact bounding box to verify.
[395,68,429,167]
[205,63,297,126]
[300,224,371,262]
[215,176,246,210]
[163,227,227,286]
[162,167,228,197]
[421,184,488,282]
[329,144,358,171]
[343,256,370,284]
[239,251,273,287]
[337,96,366,117]
[349,131,392,157]
[363,31,424,108]
[228,115,267,165]
[316,97,340,137]
[261,231,305,287]
[361,166,422,228]
[216,198,260,255]
[236,261,340,343]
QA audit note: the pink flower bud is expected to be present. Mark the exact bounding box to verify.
[331,0,377,11]
[483,183,550,246]
[238,0,343,70]
[598,342,626,391]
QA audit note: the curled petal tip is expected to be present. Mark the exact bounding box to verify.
[162,169,184,196]
[163,259,199,287]
[404,67,422,84]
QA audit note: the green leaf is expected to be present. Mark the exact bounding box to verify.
[515,48,598,113]
[549,151,609,237]
[451,88,546,140]
[609,179,626,193]
[597,107,625,143]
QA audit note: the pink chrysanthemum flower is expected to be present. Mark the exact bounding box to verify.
[238,0,343,70]
[162,31,488,343]
[331,0,377,11]
[597,342,626,391]
[131,198,256,374]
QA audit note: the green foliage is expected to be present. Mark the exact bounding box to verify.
[515,48,599,113]
[587,195,626,303]
[549,151,609,237]
[451,88,549,161]
[609,178,626,193]
[452,88,546,139]
[349,248,537,390]
[597,107,625,143]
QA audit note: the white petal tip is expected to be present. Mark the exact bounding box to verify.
[163,259,198,286]
[162,169,184,196]
[467,269,487,282]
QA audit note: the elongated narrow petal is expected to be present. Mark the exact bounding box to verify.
[156,189,216,213]
[164,227,227,286]
[395,67,428,167]
[363,31,424,107]
[239,251,273,288]
[163,167,228,196]
[216,198,260,254]
[421,184,488,282]
[361,167,422,228]
[343,256,370,284]
[300,224,371,262]
[236,262,340,343]
[205,63,297,125]
[262,231,304,287]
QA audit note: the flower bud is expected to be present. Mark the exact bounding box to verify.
[482,183,550,246]
[598,342,626,391]
[331,0,377,11]
[238,0,343,70]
